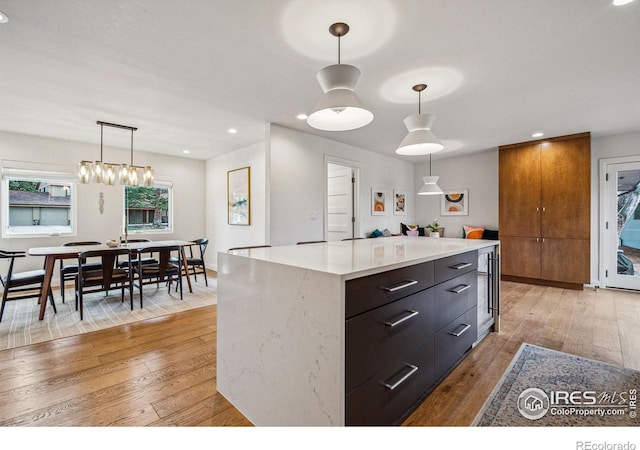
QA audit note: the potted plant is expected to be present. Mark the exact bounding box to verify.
[426,219,441,238]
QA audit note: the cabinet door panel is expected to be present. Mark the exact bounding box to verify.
[500,236,540,279]
[499,143,541,237]
[540,137,590,239]
[541,238,590,284]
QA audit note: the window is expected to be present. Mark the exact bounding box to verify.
[123,183,172,233]
[2,166,76,238]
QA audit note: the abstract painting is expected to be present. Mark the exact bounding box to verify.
[441,189,468,216]
[228,166,250,225]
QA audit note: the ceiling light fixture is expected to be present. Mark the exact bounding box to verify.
[418,154,443,195]
[306,22,374,132]
[228,128,237,134]
[396,84,444,155]
[296,113,308,120]
[78,121,153,187]
[531,131,544,138]
[0,10,9,24]
[613,0,635,5]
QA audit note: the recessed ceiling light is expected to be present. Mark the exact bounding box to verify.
[296,114,308,120]
[228,128,237,134]
[531,132,544,138]
[613,0,635,5]
[182,150,191,154]
[0,10,9,23]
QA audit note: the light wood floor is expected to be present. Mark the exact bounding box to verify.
[0,281,638,426]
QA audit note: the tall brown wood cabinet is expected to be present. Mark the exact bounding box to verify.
[498,132,590,289]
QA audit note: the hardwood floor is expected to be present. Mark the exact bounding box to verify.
[0,281,639,426]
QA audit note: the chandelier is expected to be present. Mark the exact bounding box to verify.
[78,121,153,187]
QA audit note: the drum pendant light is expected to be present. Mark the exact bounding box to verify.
[306,23,374,131]
[396,84,444,155]
[418,154,443,195]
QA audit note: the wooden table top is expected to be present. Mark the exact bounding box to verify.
[29,240,194,257]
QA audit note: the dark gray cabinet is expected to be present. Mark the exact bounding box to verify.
[345,250,480,425]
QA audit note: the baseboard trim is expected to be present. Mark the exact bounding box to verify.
[501,275,584,290]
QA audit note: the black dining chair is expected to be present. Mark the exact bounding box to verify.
[75,248,134,320]
[0,250,57,322]
[117,238,158,269]
[59,241,102,304]
[133,245,183,305]
[170,238,209,287]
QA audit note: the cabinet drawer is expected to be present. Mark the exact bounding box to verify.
[434,251,478,284]
[345,261,434,319]
[434,307,477,382]
[434,271,477,331]
[346,287,435,393]
[346,337,435,426]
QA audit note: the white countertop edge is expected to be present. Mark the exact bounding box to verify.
[221,236,500,280]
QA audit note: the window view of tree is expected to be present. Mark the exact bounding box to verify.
[124,186,171,232]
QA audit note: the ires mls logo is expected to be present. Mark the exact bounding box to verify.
[517,388,550,420]
[517,387,637,420]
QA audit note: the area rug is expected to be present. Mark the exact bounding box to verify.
[473,343,640,426]
[0,277,216,350]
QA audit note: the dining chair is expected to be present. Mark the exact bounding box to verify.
[75,248,134,320]
[59,241,102,304]
[0,250,57,322]
[170,238,209,286]
[133,245,183,305]
[117,238,158,269]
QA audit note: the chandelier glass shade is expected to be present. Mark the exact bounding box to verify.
[78,121,154,187]
[307,23,373,132]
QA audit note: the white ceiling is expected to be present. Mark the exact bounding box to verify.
[0,0,638,163]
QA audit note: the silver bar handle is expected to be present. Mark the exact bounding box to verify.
[381,364,419,391]
[448,284,471,294]
[448,323,471,337]
[449,262,472,270]
[380,279,418,292]
[382,310,419,328]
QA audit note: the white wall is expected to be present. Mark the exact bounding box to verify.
[205,139,267,270]
[0,130,206,279]
[414,149,498,238]
[269,125,415,246]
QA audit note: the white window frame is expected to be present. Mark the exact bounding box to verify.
[2,163,77,238]
[122,179,174,235]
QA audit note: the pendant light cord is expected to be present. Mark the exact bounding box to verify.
[337,34,341,64]
[429,154,432,176]
[100,123,104,162]
[418,90,421,114]
[130,129,134,166]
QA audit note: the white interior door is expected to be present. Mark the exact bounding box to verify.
[327,163,355,241]
[603,160,640,290]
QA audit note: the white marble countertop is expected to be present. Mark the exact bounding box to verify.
[225,236,499,280]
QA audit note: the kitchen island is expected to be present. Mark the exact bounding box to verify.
[217,236,500,426]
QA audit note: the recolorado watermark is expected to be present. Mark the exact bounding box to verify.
[517,387,637,420]
[576,442,636,450]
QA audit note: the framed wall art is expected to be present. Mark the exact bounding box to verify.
[227,166,251,225]
[441,189,468,216]
[371,188,386,215]
[393,190,407,216]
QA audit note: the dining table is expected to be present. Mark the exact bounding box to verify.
[28,239,195,320]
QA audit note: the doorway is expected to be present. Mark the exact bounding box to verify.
[325,158,359,241]
[601,157,640,290]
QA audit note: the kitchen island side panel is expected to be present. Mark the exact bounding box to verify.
[217,252,345,426]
